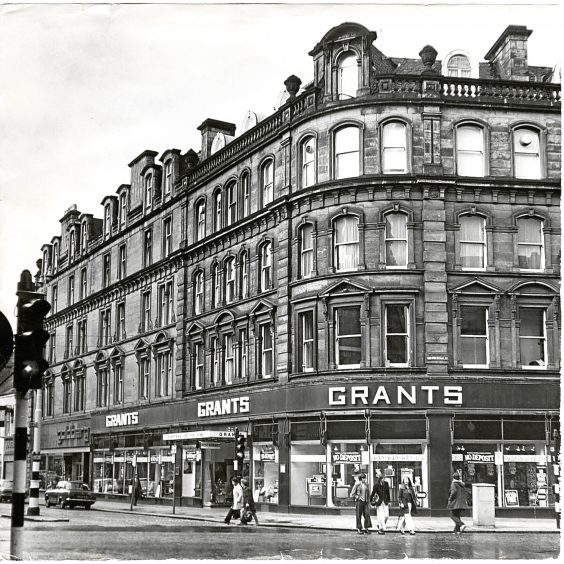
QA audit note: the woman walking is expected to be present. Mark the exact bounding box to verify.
[240,478,259,525]
[223,476,244,525]
[397,476,417,535]
[447,471,468,535]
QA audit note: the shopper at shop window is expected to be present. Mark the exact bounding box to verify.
[447,471,468,535]
[223,477,244,525]
[350,473,372,534]
[397,476,417,535]
[370,469,391,534]
[240,478,259,525]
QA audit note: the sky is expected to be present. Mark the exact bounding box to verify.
[0,0,560,329]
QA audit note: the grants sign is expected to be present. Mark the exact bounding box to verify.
[197,396,250,418]
[328,385,463,407]
[105,411,139,428]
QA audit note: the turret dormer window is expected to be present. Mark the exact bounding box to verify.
[81,223,88,253]
[119,192,128,227]
[69,230,76,263]
[337,52,358,99]
[164,161,172,198]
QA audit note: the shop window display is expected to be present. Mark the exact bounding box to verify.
[452,443,498,506]
[290,442,326,506]
[371,443,427,507]
[329,443,369,507]
[252,444,279,504]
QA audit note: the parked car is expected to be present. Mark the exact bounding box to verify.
[44,480,96,509]
[0,480,13,502]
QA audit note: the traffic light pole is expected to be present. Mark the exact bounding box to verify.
[10,389,29,560]
[27,389,42,516]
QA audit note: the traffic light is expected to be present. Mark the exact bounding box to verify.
[14,270,51,394]
[235,429,246,462]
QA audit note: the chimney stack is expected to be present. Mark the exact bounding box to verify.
[197,119,236,161]
[484,25,533,82]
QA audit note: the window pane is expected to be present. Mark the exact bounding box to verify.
[520,309,544,336]
[460,243,484,268]
[336,152,359,179]
[383,148,406,173]
[338,54,357,99]
[387,336,408,364]
[518,246,542,269]
[461,306,487,335]
[460,337,487,364]
[386,305,406,333]
[518,218,542,244]
[383,122,406,147]
[338,336,361,365]
[386,241,406,267]
[337,307,361,335]
[461,215,484,241]
[520,339,545,366]
[386,214,406,238]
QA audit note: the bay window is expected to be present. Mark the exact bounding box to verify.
[334,126,360,179]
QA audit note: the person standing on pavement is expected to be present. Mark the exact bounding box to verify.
[370,469,390,534]
[350,473,372,534]
[224,477,244,525]
[397,476,417,535]
[133,477,142,506]
[240,478,259,525]
[447,471,468,535]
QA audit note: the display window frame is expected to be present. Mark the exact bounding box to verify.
[252,442,280,505]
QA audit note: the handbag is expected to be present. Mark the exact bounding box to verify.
[242,509,253,522]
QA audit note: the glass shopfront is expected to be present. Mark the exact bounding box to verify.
[44,451,89,487]
[371,443,428,508]
[182,444,202,498]
[252,444,279,504]
[93,448,174,498]
[290,441,326,506]
[328,442,369,507]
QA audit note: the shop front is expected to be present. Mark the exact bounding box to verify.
[451,415,557,509]
[40,418,91,488]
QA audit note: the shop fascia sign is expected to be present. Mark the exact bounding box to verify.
[163,430,238,441]
[57,423,90,445]
[197,396,249,417]
[328,385,462,406]
[105,411,139,428]
[260,447,276,461]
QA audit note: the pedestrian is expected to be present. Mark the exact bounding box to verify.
[397,476,417,535]
[350,473,372,534]
[223,476,243,525]
[447,471,468,535]
[240,478,259,525]
[133,476,142,506]
[370,469,391,534]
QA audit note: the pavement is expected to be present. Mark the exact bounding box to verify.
[14,498,558,534]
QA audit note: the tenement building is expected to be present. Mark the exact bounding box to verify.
[35,23,560,515]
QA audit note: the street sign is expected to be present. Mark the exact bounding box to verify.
[0,310,14,371]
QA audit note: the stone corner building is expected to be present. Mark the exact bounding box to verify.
[35,22,560,515]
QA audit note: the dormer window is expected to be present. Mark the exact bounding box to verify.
[337,52,358,99]
[447,54,471,77]
[164,161,172,197]
[81,223,88,253]
[104,205,111,238]
[119,192,127,227]
[69,231,76,263]
[144,174,153,213]
[52,242,59,271]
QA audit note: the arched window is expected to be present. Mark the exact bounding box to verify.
[447,54,471,77]
[337,52,358,99]
[517,216,544,270]
[382,121,407,174]
[259,242,273,291]
[241,172,250,218]
[52,242,59,272]
[239,250,249,299]
[334,126,360,179]
[144,174,153,213]
[513,127,541,179]
[195,199,206,241]
[224,257,236,304]
[61,367,71,414]
[73,364,85,412]
[385,212,408,268]
[119,192,128,227]
[334,215,359,271]
[225,181,237,226]
[81,222,88,252]
[262,160,274,206]
[301,136,316,188]
[214,190,222,231]
[299,223,314,278]
[212,263,221,308]
[460,215,486,269]
[456,124,485,177]
[194,271,204,314]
